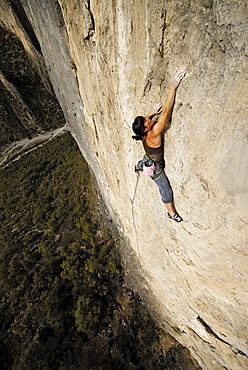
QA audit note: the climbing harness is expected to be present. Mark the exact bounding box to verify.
[135,155,156,177]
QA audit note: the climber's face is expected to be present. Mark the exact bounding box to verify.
[144,116,152,130]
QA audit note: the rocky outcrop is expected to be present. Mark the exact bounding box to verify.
[0,2,64,145]
[1,1,247,368]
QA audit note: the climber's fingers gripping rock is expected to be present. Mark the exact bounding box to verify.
[171,68,187,88]
[152,102,162,114]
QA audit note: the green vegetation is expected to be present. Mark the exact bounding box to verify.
[0,132,199,369]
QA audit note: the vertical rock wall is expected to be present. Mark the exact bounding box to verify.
[0,0,65,144]
[2,1,247,368]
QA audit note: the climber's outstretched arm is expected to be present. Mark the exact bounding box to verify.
[152,68,186,137]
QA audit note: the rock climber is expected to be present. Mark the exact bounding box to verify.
[132,68,186,222]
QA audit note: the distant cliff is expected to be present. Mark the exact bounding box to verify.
[0,3,64,145]
[0,1,247,369]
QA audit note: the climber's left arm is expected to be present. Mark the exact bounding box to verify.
[145,103,162,120]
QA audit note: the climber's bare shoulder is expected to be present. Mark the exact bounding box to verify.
[145,131,162,148]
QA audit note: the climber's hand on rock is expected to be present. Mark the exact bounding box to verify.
[171,68,187,88]
[152,102,162,114]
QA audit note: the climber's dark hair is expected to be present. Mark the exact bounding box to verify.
[132,116,146,141]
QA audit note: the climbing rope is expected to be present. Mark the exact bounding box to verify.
[130,172,141,255]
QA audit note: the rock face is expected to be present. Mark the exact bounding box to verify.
[0,1,64,145]
[1,0,247,368]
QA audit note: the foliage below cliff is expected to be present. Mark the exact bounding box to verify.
[0,132,199,370]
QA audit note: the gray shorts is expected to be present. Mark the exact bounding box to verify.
[151,167,173,204]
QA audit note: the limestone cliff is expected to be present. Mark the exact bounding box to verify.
[0,1,64,145]
[1,0,247,369]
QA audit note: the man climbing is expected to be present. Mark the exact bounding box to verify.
[132,68,186,222]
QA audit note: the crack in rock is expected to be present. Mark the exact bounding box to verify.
[197,316,247,357]
[84,0,95,40]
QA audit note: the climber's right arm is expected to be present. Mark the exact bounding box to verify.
[152,68,186,137]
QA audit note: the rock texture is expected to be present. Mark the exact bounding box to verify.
[1,0,247,369]
[0,1,64,145]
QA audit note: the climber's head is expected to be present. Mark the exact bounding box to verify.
[132,116,147,141]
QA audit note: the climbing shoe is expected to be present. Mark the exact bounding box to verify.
[167,213,183,222]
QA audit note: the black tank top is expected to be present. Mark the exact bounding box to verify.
[143,139,164,167]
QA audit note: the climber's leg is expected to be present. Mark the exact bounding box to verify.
[165,202,176,216]
[152,169,182,222]
[152,169,173,204]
